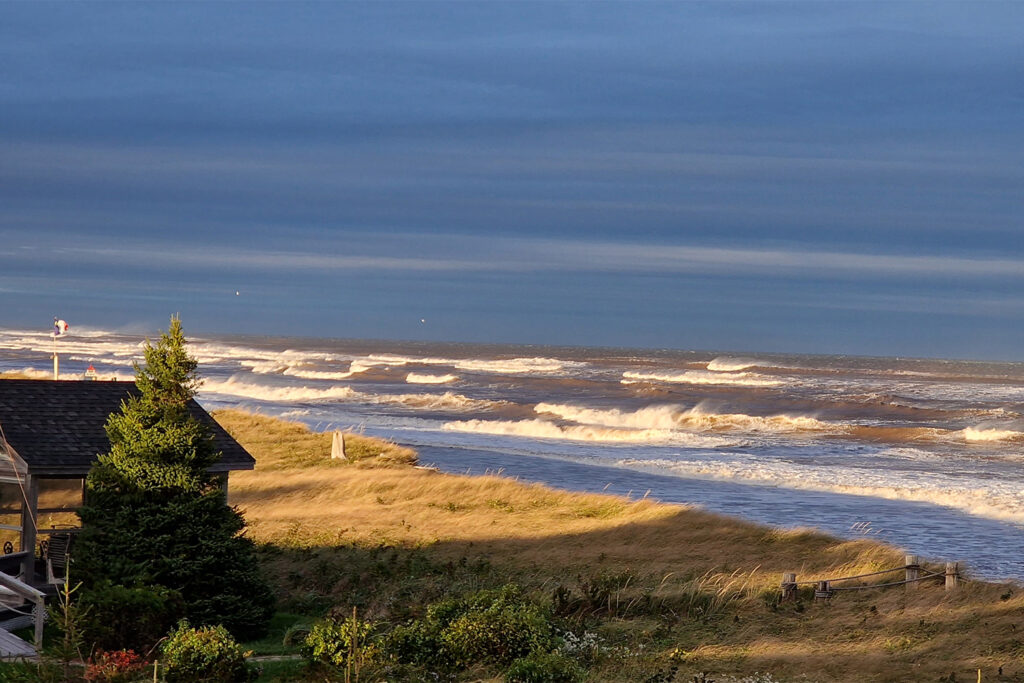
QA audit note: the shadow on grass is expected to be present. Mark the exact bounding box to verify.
[250,507,1021,682]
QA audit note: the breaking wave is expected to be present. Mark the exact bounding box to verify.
[369,354,577,375]
[241,360,361,381]
[962,427,1024,442]
[385,391,502,412]
[706,357,762,372]
[441,418,738,446]
[535,401,832,435]
[200,377,360,402]
[407,373,458,384]
[536,403,683,430]
[622,370,783,387]
[200,376,500,412]
[1,366,135,382]
[680,405,830,432]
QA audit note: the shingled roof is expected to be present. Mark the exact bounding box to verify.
[0,379,254,476]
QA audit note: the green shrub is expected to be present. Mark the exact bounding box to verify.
[384,584,559,671]
[441,592,556,667]
[80,582,184,653]
[385,620,447,669]
[505,651,585,683]
[160,621,256,682]
[300,614,378,670]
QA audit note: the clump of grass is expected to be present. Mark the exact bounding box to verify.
[572,501,628,519]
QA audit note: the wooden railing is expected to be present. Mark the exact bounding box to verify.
[780,554,960,602]
[0,570,45,649]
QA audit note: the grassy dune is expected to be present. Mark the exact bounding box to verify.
[218,410,1024,682]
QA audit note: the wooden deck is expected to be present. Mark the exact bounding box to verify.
[0,626,35,658]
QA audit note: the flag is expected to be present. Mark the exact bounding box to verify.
[53,318,69,336]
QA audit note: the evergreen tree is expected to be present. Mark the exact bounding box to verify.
[76,318,274,642]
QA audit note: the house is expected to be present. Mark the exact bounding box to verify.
[0,378,254,585]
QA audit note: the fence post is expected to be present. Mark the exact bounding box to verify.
[814,580,832,601]
[781,573,797,602]
[905,554,920,590]
[945,562,958,590]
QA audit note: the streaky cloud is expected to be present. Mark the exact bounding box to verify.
[8,235,1023,281]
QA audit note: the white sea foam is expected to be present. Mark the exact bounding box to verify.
[706,357,762,372]
[369,354,577,375]
[384,391,502,412]
[962,427,1024,442]
[536,401,830,434]
[442,418,737,446]
[873,447,947,463]
[627,456,1024,524]
[68,355,135,366]
[282,368,360,381]
[0,332,145,359]
[190,343,343,365]
[622,370,783,387]
[241,358,375,381]
[200,377,360,402]
[680,404,830,432]
[1,367,59,379]
[406,373,458,384]
[536,403,683,430]
[1,366,135,381]
[200,376,499,412]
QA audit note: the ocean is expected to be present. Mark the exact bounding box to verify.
[3,327,1023,581]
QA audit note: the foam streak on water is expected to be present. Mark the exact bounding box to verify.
[4,327,1024,579]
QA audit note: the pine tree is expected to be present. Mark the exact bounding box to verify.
[76,318,274,642]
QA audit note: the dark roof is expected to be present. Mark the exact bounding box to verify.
[0,379,254,476]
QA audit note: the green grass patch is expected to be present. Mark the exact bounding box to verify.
[243,612,308,656]
[254,657,306,682]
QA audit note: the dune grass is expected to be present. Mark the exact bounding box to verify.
[217,410,1024,682]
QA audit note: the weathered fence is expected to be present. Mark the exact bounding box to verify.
[781,554,960,602]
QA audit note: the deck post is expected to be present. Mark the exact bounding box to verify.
[19,475,37,582]
[33,595,43,648]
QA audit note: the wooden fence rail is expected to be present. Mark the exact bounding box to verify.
[781,554,960,602]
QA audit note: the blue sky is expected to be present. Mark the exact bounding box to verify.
[2,2,1023,358]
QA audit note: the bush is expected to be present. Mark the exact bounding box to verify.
[385,620,446,669]
[383,584,559,672]
[440,585,558,668]
[84,649,149,683]
[505,651,585,683]
[80,582,184,653]
[300,614,378,670]
[160,621,256,682]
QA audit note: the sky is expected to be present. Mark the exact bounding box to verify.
[2,2,1023,359]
